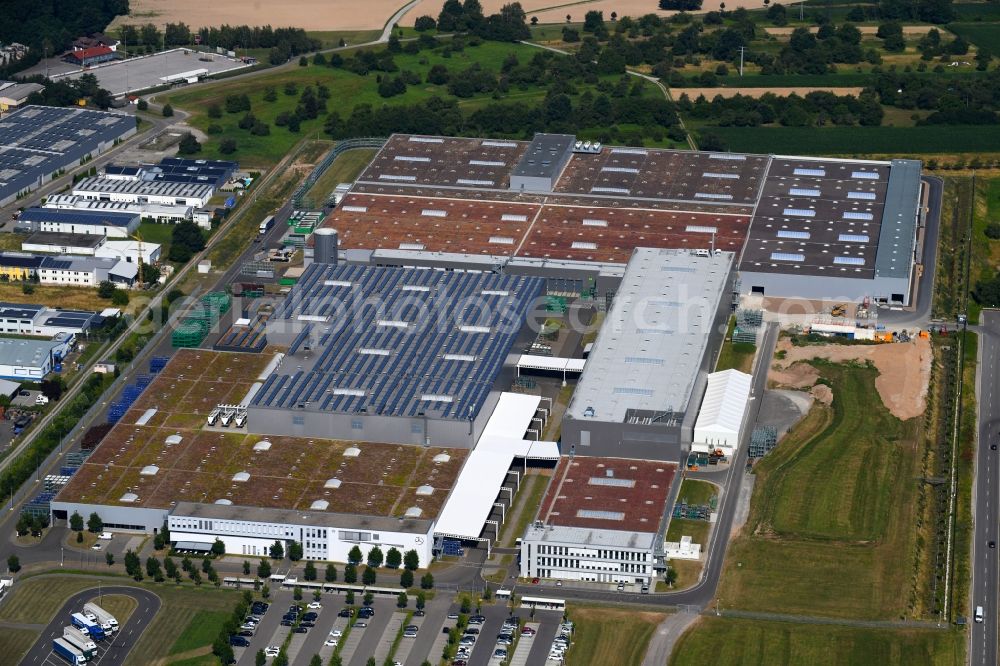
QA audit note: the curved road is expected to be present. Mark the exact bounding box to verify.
[19,585,160,666]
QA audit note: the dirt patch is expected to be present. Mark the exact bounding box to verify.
[115,0,408,31]
[679,87,864,99]
[810,384,833,406]
[768,337,931,420]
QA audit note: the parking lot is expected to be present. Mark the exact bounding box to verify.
[229,586,569,666]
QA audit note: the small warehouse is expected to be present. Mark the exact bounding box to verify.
[692,369,753,456]
[15,207,141,238]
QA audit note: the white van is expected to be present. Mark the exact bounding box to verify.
[98,532,113,540]
[975,606,984,623]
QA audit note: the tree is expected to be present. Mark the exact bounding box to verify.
[288,541,303,562]
[420,572,434,589]
[70,511,84,531]
[6,555,19,572]
[415,15,437,31]
[164,557,177,578]
[258,559,272,579]
[270,541,284,560]
[325,563,338,582]
[344,563,358,584]
[665,568,678,587]
[385,547,402,569]
[243,560,251,575]
[363,591,374,606]
[367,546,384,569]
[985,223,1000,240]
[348,545,363,565]
[346,590,355,605]
[460,595,472,614]
[219,138,238,155]
[178,133,201,155]
[211,539,225,556]
[162,103,174,117]
[397,591,408,608]
[76,531,83,543]
[403,549,419,571]
[293,585,303,601]
[256,649,267,666]
[313,588,322,602]
[87,512,103,533]
[416,591,425,609]
[309,656,322,666]
[400,569,414,588]
[106,550,114,566]
[362,566,377,586]
[146,556,163,581]
[262,584,270,599]
[40,377,65,401]
[97,280,116,298]
[304,560,317,581]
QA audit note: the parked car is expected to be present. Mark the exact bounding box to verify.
[307,602,322,610]
[292,627,308,634]
[353,621,368,629]
[338,608,353,618]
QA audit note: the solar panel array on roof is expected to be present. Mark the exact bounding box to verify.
[257,263,543,421]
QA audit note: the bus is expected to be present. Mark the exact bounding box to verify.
[519,596,566,611]
[258,215,275,238]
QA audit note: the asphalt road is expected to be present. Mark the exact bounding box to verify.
[972,310,1000,666]
[19,585,160,666]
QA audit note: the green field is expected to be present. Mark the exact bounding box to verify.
[675,479,718,507]
[671,616,964,666]
[703,125,1000,155]
[715,361,922,620]
[302,147,378,207]
[565,605,665,666]
[0,628,39,665]
[948,23,1000,51]
[665,518,711,546]
[169,610,232,654]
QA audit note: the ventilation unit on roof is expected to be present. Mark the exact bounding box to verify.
[310,499,330,511]
[214,498,233,505]
[140,465,159,476]
[404,506,423,518]
[232,471,250,482]
[433,453,451,463]
[416,485,434,496]
[343,447,361,457]
[253,440,272,452]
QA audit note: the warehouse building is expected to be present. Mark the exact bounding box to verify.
[21,233,160,264]
[0,333,73,379]
[72,177,214,208]
[561,248,734,461]
[519,456,677,585]
[0,252,137,287]
[15,207,141,237]
[42,195,192,224]
[691,369,753,456]
[251,262,545,447]
[0,82,45,114]
[51,349,467,565]
[0,105,135,207]
[737,158,923,305]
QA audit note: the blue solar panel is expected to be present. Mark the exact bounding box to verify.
[258,263,542,421]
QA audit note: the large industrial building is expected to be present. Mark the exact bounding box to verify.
[561,248,734,461]
[519,456,677,585]
[251,261,545,447]
[0,333,74,379]
[0,106,135,207]
[0,302,101,337]
[15,207,141,237]
[322,133,924,305]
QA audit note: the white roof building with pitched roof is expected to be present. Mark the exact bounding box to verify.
[693,368,753,453]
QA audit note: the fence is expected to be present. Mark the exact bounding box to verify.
[291,137,386,208]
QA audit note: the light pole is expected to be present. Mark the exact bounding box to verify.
[61,546,64,567]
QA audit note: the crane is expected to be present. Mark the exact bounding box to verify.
[128,231,145,286]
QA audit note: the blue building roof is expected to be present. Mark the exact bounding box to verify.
[18,207,139,227]
[256,263,543,421]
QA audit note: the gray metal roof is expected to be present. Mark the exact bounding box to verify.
[523,522,657,548]
[24,231,107,249]
[171,501,434,534]
[875,159,922,279]
[511,133,575,180]
[567,248,732,423]
[19,207,139,227]
[72,176,213,199]
[0,336,63,367]
[257,263,544,421]
[0,106,134,204]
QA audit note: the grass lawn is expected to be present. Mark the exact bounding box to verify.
[168,610,231,654]
[0,232,28,250]
[499,472,550,547]
[0,284,108,311]
[0,628,39,665]
[675,479,718,507]
[301,147,378,207]
[670,616,964,666]
[88,593,137,624]
[162,655,217,666]
[702,125,1000,155]
[565,605,665,666]
[0,576,115,623]
[306,30,382,49]
[716,361,924,620]
[665,559,703,591]
[715,317,756,373]
[665,518,711,546]
[65,529,99,550]
[137,221,179,262]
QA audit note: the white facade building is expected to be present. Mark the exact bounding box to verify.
[167,502,435,565]
[96,240,161,264]
[44,195,193,224]
[72,176,214,207]
[692,368,753,455]
[519,523,656,585]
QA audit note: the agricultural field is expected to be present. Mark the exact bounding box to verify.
[701,125,1000,155]
[564,605,666,666]
[0,628,38,665]
[714,361,924,621]
[111,0,406,31]
[948,23,1000,51]
[0,284,109,312]
[671,616,964,666]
